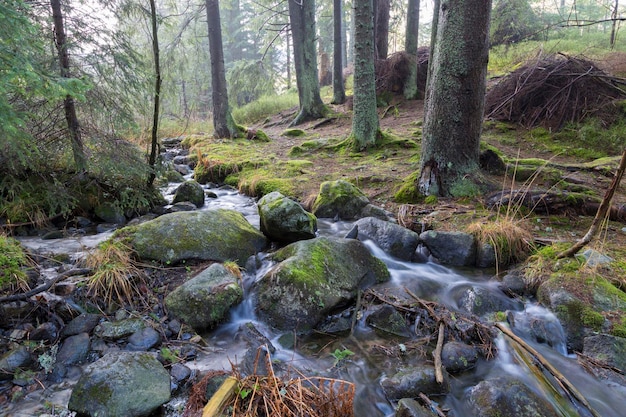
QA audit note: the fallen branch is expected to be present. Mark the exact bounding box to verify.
[433,322,445,384]
[418,392,447,417]
[558,148,626,258]
[0,268,92,304]
[495,323,602,417]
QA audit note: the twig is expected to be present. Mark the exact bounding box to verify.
[433,322,445,384]
[557,148,626,258]
[495,323,602,417]
[0,268,92,304]
[405,287,440,321]
[418,392,447,417]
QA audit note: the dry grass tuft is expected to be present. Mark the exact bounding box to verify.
[85,240,146,308]
[468,218,534,267]
[223,261,243,281]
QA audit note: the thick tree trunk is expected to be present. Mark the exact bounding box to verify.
[51,0,87,175]
[332,0,346,104]
[206,0,237,138]
[419,0,491,196]
[350,0,380,150]
[288,0,326,126]
[147,0,161,187]
[373,0,390,60]
[403,0,420,99]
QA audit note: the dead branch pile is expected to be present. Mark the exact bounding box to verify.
[485,54,626,130]
[365,288,498,358]
[375,47,429,95]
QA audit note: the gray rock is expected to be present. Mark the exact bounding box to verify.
[366,305,411,337]
[466,376,561,417]
[128,327,162,351]
[419,230,477,266]
[169,201,197,212]
[583,334,626,370]
[380,365,450,400]
[476,242,496,268]
[441,341,478,373]
[352,217,420,261]
[173,164,191,175]
[172,180,205,208]
[452,284,523,316]
[0,346,32,381]
[165,263,242,331]
[578,249,613,266]
[254,237,390,330]
[95,318,145,340]
[57,333,90,366]
[62,313,101,338]
[130,210,267,266]
[29,322,58,341]
[68,352,170,417]
[395,398,438,417]
[257,191,317,243]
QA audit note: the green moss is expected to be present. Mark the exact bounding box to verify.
[393,171,424,204]
[0,235,28,291]
[581,308,604,330]
[611,317,626,338]
[449,177,481,198]
[282,128,306,137]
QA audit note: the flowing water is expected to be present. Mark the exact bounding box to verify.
[12,180,626,417]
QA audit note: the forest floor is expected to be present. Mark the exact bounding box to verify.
[230,97,626,257]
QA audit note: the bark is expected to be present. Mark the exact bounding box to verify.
[419,0,491,196]
[373,0,390,59]
[403,0,420,99]
[147,0,161,187]
[610,0,619,48]
[206,0,237,138]
[51,0,87,174]
[288,0,326,126]
[350,0,380,149]
[332,0,346,104]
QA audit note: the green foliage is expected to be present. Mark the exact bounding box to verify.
[331,348,354,366]
[232,92,299,124]
[227,60,275,106]
[490,0,541,46]
[0,234,28,291]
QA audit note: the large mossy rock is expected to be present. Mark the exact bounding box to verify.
[130,210,267,266]
[165,263,243,331]
[465,376,561,417]
[311,180,389,220]
[257,191,317,243]
[253,237,390,330]
[349,217,420,261]
[68,352,170,417]
[380,365,450,400]
[172,179,205,208]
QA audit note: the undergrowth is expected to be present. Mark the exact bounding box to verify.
[0,233,29,293]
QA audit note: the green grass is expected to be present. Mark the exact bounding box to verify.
[232,92,299,125]
[0,234,28,292]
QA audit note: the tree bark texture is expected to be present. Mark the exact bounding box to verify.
[288,0,326,126]
[610,0,619,48]
[351,0,380,149]
[51,0,87,174]
[332,0,346,104]
[373,0,390,59]
[147,0,161,187]
[403,0,420,99]
[206,0,237,138]
[419,0,492,196]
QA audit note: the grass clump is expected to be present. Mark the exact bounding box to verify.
[85,239,146,308]
[468,217,534,267]
[0,234,29,292]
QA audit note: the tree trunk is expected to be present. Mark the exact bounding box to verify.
[403,0,420,99]
[206,0,237,138]
[286,31,292,91]
[418,0,492,196]
[350,0,380,150]
[147,0,161,187]
[373,0,390,59]
[610,0,619,48]
[51,0,87,175]
[332,0,346,104]
[288,0,326,126]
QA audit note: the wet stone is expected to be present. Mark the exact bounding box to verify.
[61,313,101,338]
[56,332,90,366]
[367,305,411,338]
[441,341,478,373]
[396,398,438,417]
[29,322,58,342]
[94,318,145,340]
[127,327,161,351]
[0,346,33,381]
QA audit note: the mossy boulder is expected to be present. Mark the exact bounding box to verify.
[380,365,450,400]
[257,191,317,243]
[419,230,477,266]
[130,210,267,266]
[165,263,243,331]
[465,376,561,417]
[94,202,126,224]
[68,352,170,417]
[172,179,205,208]
[312,180,388,220]
[253,237,390,330]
